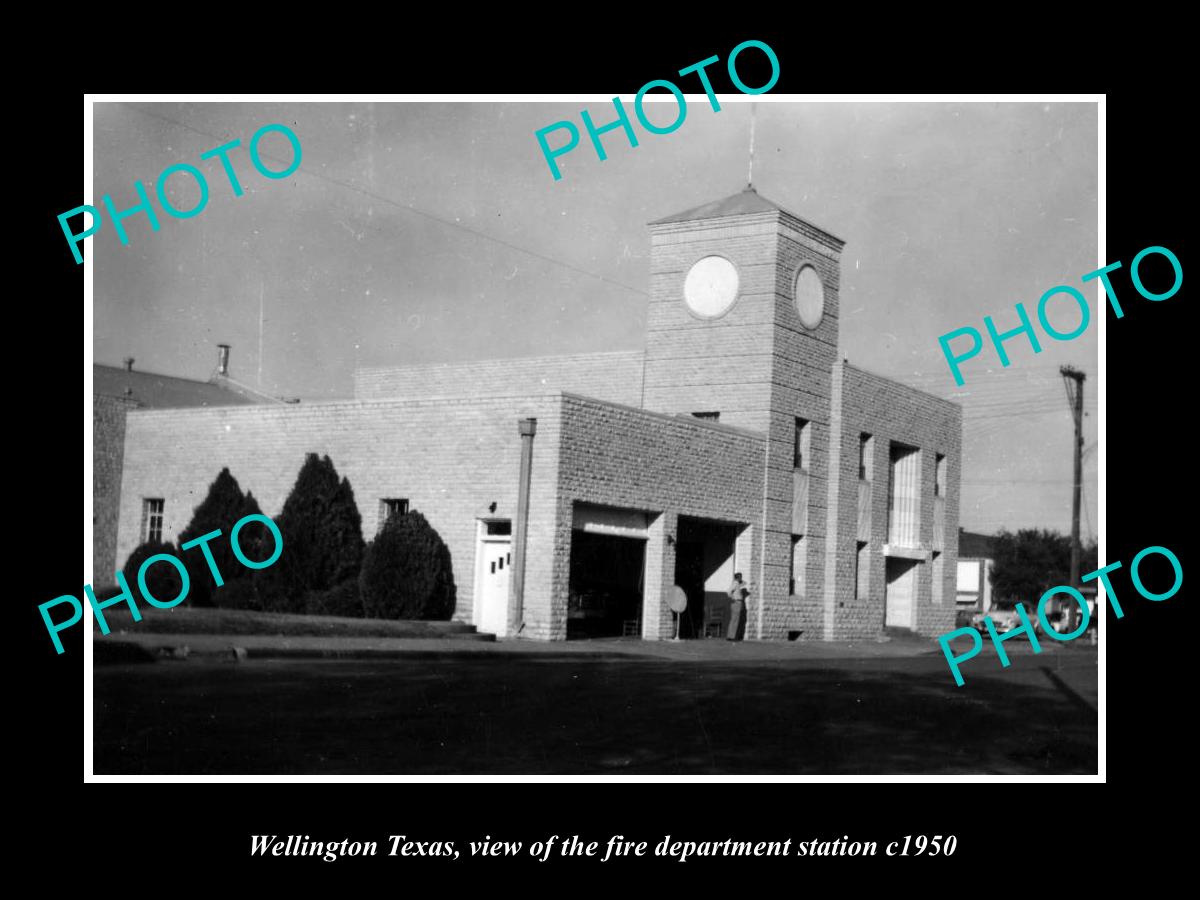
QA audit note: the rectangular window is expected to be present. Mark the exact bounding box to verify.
[794,418,811,471]
[932,550,944,605]
[888,442,921,546]
[486,520,512,536]
[379,498,409,531]
[855,541,870,600]
[789,534,806,596]
[142,498,164,544]
[935,453,947,497]
[859,433,874,481]
[692,411,720,421]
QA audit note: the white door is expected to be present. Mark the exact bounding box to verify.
[885,558,917,629]
[477,539,511,636]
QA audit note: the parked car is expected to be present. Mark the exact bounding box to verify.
[973,607,1052,639]
[973,609,1018,634]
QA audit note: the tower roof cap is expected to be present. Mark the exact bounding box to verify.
[649,185,845,247]
[650,185,783,224]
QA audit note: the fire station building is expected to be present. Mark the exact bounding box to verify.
[112,187,962,641]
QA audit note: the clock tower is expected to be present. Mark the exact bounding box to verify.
[643,186,845,638]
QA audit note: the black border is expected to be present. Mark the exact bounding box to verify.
[25,30,1190,883]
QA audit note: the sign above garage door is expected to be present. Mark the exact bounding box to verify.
[572,503,651,540]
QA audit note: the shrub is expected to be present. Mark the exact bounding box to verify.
[121,541,187,607]
[274,454,365,611]
[213,574,268,612]
[303,579,365,618]
[360,510,456,620]
[230,490,275,564]
[177,468,257,607]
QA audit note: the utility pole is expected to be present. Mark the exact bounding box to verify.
[1060,365,1086,632]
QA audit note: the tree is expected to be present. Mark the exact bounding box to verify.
[121,540,186,607]
[303,579,365,618]
[360,510,456,620]
[232,490,270,564]
[210,490,276,612]
[268,453,365,612]
[177,468,256,607]
[989,529,1098,608]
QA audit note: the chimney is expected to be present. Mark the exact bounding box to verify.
[217,343,231,376]
[123,357,134,372]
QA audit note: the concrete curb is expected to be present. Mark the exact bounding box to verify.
[96,639,644,664]
[93,632,1093,665]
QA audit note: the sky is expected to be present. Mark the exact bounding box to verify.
[91,99,1099,539]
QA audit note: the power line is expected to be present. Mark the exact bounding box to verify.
[963,399,1072,412]
[966,406,1089,423]
[958,387,1099,403]
[116,103,650,299]
[918,388,1099,411]
[965,400,1081,414]
[902,372,1097,391]
[962,477,1093,485]
[903,361,1096,378]
[903,375,1099,402]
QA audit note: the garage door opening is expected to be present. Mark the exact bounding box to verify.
[567,503,650,640]
[568,531,646,639]
[674,516,739,639]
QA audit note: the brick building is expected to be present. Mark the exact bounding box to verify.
[92,347,284,587]
[111,187,962,641]
[956,528,997,617]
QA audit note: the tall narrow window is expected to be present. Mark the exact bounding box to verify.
[790,534,806,596]
[855,541,870,600]
[932,550,944,605]
[888,442,921,546]
[142,498,164,543]
[379,498,409,532]
[794,418,811,471]
[935,453,947,497]
[859,433,874,481]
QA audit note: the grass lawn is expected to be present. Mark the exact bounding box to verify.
[95,605,471,639]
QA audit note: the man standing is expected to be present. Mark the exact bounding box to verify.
[727,572,750,641]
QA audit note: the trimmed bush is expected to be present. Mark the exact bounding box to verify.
[177,468,257,607]
[360,510,456,620]
[213,574,268,612]
[230,490,272,563]
[303,579,365,618]
[273,453,365,612]
[121,541,187,607]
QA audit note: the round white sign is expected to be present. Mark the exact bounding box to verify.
[683,256,739,318]
[794,265,825,329]
[668,585,689,614]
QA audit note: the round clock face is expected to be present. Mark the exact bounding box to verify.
[794,265,825,329]
[683,256,739,318]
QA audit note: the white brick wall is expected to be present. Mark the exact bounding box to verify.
[355,351,645,407]
[118,394,565,628]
